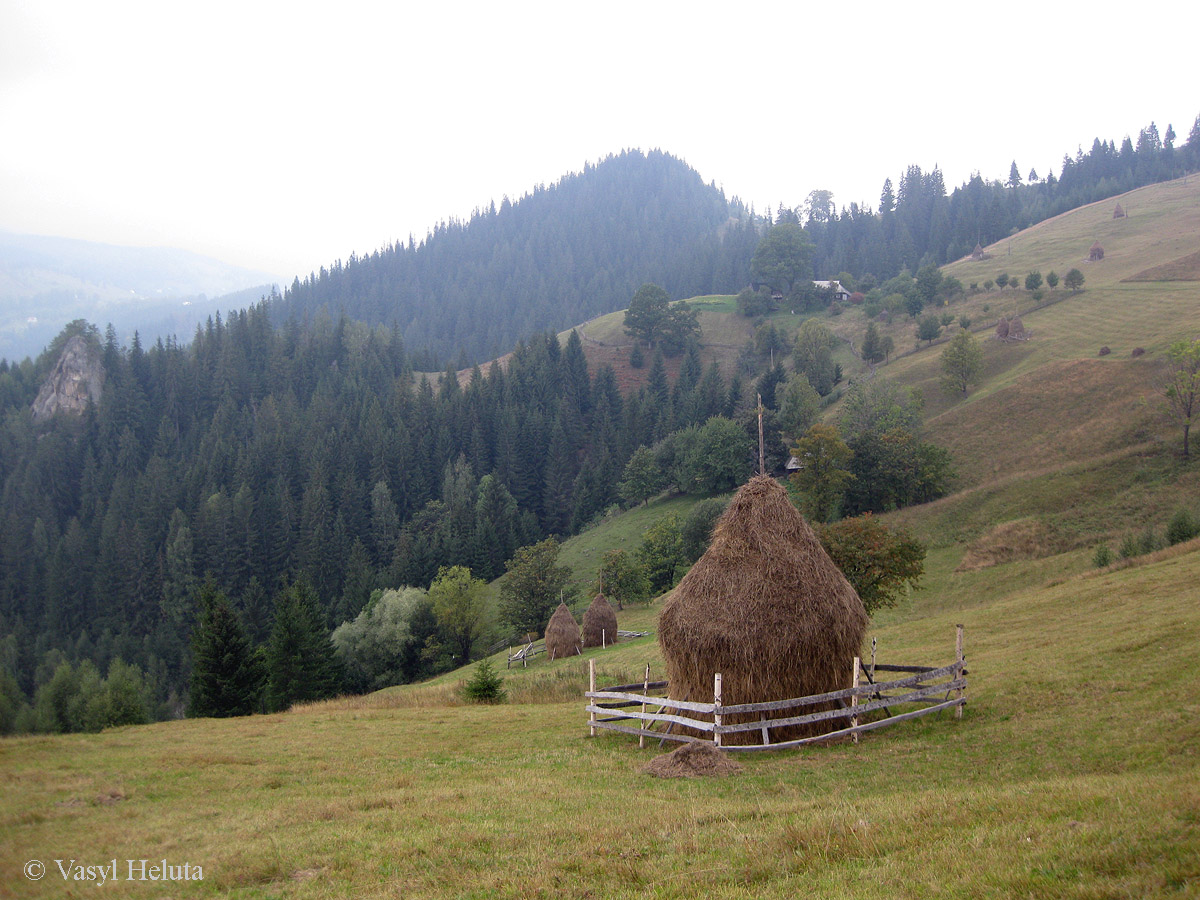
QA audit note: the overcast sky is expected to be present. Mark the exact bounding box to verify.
[2,0,1196,283]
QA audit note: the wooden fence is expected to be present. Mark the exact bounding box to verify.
[584,626,966,752]
[508,630,650,668]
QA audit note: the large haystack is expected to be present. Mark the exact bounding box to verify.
[581,594,618,648]
[657,475,868,745]
[544,602,580,660]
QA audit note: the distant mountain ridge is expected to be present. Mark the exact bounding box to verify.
[0,231,278,361]
[278,149,762,366]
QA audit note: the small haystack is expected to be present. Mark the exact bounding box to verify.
[643,742,743,778]
[1089,241,1105,261]
[657,475,868,745]
[544,602,581,660]
[971,243,986,260]
[1113,202,1126,219]
[995,317,1010,340]
[1008,316,1025,339]
[581,594,618,648]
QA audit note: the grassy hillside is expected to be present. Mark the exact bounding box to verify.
[4,543,1197,898]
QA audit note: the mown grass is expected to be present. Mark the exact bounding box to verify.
[4,545,1199,899]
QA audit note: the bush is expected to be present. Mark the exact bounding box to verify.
[1166,509,1199,546]
[1117,534,1140,560]
[1092,545,1114,568]
[1138,527,1163,555]
[461,660,506,704]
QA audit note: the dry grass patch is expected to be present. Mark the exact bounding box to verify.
[956,517,1061,570]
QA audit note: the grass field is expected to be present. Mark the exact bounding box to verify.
[4,542,1198,899]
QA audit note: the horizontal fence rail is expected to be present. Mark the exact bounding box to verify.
[585,626,966,752]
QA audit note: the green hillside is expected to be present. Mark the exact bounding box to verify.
[4,540,1197,898]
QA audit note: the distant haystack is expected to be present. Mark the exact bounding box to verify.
[581,594,618,648]
[1008,316,1025,339]
[995,317,1010,340]
[1113,202,1126,219]
[657,475,867,744]
[1089,241,1105,262]
[971,243,986,260]
[544,603,581,660]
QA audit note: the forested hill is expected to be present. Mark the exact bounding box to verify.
[279,150,761,366]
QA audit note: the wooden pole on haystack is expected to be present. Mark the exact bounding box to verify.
[955,625,965,720]
[757,394,765,475]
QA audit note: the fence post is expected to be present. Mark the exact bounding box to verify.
[851,656,861,744]
[639,663,650,749]
[588,658,596,737]
[602,628,606,649]
[955,624,965,720]
[713,672,723,748]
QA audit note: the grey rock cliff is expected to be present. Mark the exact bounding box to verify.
[31,335,104,422]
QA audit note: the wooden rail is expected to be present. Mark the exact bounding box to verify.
[584,626,967,752]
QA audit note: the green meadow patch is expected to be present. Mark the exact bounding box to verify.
[4,546,1199,898]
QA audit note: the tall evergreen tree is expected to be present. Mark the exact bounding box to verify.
[188,581,264,718]
[264,578,343,712]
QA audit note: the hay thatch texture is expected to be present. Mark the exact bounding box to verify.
[657,475,868,745]
[643,742,742,778]
[581,594,618,648]
[544,602,580,660]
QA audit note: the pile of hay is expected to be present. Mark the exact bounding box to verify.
[971,243,986,260]
[642,742,743,778]
[657,475,868,745]
[581,594,618,648]
[544,602,580,660]
[1113,202,1126,219]
[1089,241,1105,261]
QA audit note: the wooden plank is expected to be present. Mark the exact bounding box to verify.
[713,672,723,749]
[851,656,861,744]
[639,663,650,750]
[956,624,965,721]
[717,681,966,735]
[719,662,962,715]
[595,680,668,693]
[871,664,938,673]
[723,698,965,752]
[584,706,715,733]
[588,658,596,737]
[586,690,714,714]
[591,720,700,744]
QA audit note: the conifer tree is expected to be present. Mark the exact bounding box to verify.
[188,581,264,718]
[264,578,342,712]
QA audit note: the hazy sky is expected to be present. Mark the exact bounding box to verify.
[2,0,1196,283]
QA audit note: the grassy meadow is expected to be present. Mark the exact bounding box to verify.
[3,543,1198,899]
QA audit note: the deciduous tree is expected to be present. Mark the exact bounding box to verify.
[816,515,925,614]
[940,330,984,396]
[1164,338,1200,459]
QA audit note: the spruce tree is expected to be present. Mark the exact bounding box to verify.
[188,581,264,718]
[264,578,343,712]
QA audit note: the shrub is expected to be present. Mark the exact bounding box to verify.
[1092,545,1114,568]
[1117,534,1140,559]
[461,660,506,704]
[1166,509,1199,546]
[1138,527,1163,556]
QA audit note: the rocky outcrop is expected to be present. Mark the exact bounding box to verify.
[31,335,104,422]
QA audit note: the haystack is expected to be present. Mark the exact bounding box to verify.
[581,594,618,648]
[643,742,742,778]
[657,475,868,745]
[1113,202,1125,219]
[971,243,985,260]
[1089,241,1105,261]
[544,602,580,660]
